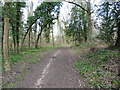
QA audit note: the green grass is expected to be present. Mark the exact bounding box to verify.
[29,59,40,63]
[75,48,120,88]
[10,45,60,66]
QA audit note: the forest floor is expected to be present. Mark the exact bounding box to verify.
[2,41,120,88]
[70,41,120,88]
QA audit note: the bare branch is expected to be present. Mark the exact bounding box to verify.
[65,1,88,13]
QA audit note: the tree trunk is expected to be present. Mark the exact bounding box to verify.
[39,35,42,47]
[12,28,17,51]
[87,0,92,41]
[1,17,4,59]
[16,2,21,52]
[3,16,11,71]
[1,16,4,70]
[115,21,120,47]
[28,30,31,48]
[84,24,87,42]
[34,22,37,46]
[21,17,39,49]
[35,29,43,49]
[10,21,16,51]
[52,29,55,46]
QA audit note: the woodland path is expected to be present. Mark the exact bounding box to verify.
[16,47,85,88]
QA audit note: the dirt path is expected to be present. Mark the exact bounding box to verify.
[16,47,85,88]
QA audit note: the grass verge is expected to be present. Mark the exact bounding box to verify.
[10,45,60,66]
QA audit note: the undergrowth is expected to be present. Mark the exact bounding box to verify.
[74,42,120,88]
[9,45,60,66]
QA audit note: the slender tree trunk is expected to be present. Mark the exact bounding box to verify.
[52,29,55,46]
[34,32,36,47]
[87,0,92,41]
[16,31,19,52]
[12,28,16,51]
[78,30,81,43]
[10,22,16,51]
[34,22,37,46]
[28,30,31,48]
[12,28,17,51]
[82,9,87,42]
[21,30,28,49]
[115,21,120,47]
[39,35,42,47]
[16,2,21,52]
[3,16,11,71]
[85,35,87,42]
[84,23,87,42]
[35,29,43,49]
[1,17,4,58]
[21,17,39,49]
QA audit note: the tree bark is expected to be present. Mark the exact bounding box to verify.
[87,0,92,40]
[1,17,4,59]
[10,21,16,51]
[34,22,37,46]
[16,2,21,52]
[35,29,43,49]
[52,29,55,46]
[12,26,17,51]
[115,21,120,47]
[1,16,4,71]
[28,30,31,48]
[3,16,11,71]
